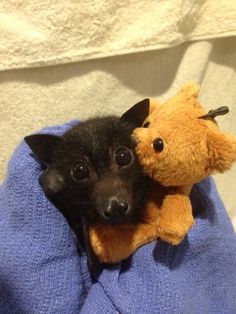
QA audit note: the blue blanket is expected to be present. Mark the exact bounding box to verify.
[0,121,236,314]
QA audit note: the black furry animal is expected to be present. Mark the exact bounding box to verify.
[24,101,150,270]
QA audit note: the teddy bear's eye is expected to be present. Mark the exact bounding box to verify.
[153,138,164,152]
[143,121,150,128]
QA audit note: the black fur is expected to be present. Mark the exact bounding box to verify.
[25,112,150,270]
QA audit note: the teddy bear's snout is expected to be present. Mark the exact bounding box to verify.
[132,133,139,145]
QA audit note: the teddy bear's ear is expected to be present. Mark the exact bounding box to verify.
[206,129,236,173]
[177,81,200,99]
[121,98,151,127]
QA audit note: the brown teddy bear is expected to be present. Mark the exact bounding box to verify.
[89,82,236,263]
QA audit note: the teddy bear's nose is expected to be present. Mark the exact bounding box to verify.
[153,138,164,152]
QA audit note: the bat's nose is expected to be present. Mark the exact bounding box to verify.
[102,197,130,222]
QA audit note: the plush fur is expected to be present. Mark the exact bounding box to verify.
[89,82,236,263]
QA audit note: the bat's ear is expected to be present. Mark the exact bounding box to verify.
[24,134,62,164]
[121,98,152,127]
[206,129,236,173]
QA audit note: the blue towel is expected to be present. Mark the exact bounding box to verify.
[0,121,236,314]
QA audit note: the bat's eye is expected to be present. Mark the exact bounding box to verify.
[152,138,164,152]
[114,147,133,167]
[71,161,90,181]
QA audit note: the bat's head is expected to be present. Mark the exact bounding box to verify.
[25,114,149,226]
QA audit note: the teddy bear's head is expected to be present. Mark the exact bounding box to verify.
[123,83,236,186]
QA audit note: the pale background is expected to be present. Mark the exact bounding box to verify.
[0,1,235,227]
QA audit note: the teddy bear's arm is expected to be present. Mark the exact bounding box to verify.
[156,188,194,245]
[89,202,160,263]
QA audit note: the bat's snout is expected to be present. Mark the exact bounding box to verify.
[101,197,131,223]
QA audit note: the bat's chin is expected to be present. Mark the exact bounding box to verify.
[100,215,133,225]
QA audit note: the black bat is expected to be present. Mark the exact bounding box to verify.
[24,101,150,272]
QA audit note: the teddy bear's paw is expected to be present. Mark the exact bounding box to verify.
[157,228,185,245]
[91,233,132,263]
[157,217,194,245]
[156,193,194,245]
